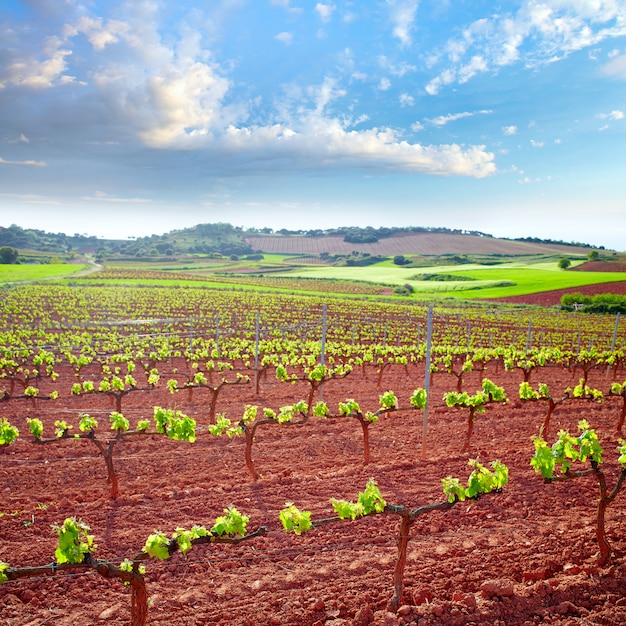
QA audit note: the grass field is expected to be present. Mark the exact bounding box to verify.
[0,264,87,283]
[280,260,626,299]
[4,254,625,303]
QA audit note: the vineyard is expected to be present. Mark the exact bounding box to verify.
[2,283,626,625]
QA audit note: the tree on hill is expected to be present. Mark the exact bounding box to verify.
[558,258,571,269]
[0,246,18,264]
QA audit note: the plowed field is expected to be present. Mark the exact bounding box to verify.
[3,361,626,625]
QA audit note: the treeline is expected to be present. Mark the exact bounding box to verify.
[0,224,101,254]
[561,292,626,314]
[246,225,494,243]
[513,236,603,250]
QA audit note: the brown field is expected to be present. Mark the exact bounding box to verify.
[3,362,626,625]
[245,232,593,257]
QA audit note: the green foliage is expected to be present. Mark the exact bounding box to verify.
[119,558,146,583]
[53,518,96,564]
[54,420,72,438]
[519,382,550,400]
[27,418,44,440]
[78,414,98,432]
[442,460,509,503]
[210,506,249,537]
[173,526,208,556]
[0,246,19,264]
[570,379,603,401]
[208,414,232,436]
[312,401,330,417]
[153,406,196,442]
[410,388,428,409]
[558,258,571,269]
[24,386,39,398]
[279,503,312,535]
[531,419,604,479]
[338,399,360,416]
[109,411,130,433]
[444,378,507,410]
[142,531,170,560]
[136,419,151,432]
[331,479,386,520]
[0,418,19,446]
[618,440,626,465]
[0,561,8,584]
[379,391,398,410]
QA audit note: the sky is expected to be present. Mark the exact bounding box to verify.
[0,1,625,250]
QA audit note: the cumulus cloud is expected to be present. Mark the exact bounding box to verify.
[426,2,626,94]
[315,3,336,23]
[221,121,495,177]
[386,0,419,46]
[530,139,544,147]
[0,36,76,89]
[64,17,132,51]
[503,125,518,135]
[0,2,496,181]
[399,93,414,106]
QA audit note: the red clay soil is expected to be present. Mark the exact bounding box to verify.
[2,362,626,625]
[570,262,626,273]
[491,280,626,307]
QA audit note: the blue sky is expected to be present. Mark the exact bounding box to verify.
[1,1,625,250]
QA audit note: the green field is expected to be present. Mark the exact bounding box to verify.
[280,260,626,299]
[3,254,624,303]
[0,264,87,283]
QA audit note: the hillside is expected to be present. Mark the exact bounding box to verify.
[245,232,595,257]
[1,222,600,262]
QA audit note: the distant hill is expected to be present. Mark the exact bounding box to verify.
[0,222,602,262]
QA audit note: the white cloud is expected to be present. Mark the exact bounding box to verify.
[378,56,417,76]
[85,191,151,203]
[275,32,293,45]
[426,2,626,94]
[221,122,496,177]
[0,3,496,182]
[602,52,626,79]
[315,3,336,23]
[503,125,518,135]
[64,17,132,51]
[0,36,76,89]
[530,139,544,147]
[399,93,414,106]
[427,109,493,126]
[411,121,424,132]
[378,77,392,91]
[386,0,419,46]
[0,157,46,166]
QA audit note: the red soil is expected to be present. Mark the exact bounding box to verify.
[491,281,626,307]
[570,262,626,273]
[2,363,626,625]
